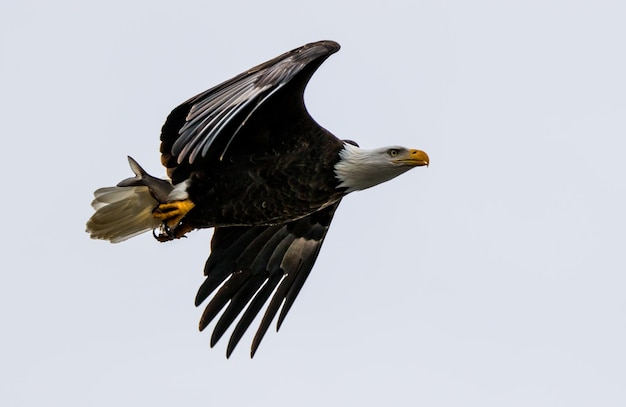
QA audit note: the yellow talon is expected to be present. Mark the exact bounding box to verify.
[153,199,195,228]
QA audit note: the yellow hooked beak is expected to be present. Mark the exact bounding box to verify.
[393,149,430,167]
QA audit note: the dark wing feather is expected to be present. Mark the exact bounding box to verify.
[196,202,340,358]
[160,40,340,183]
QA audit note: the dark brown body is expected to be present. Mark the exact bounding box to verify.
[184,128,345,227]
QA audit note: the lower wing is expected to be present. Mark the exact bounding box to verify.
[195,201,341,358]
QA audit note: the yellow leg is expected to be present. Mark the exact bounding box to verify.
[153,199,195,229]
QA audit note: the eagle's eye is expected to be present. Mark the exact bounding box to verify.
[387,149,399,157]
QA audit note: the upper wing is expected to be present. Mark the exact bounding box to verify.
[160,40,340,183]
[195,202,340,358]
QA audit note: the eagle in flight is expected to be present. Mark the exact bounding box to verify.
[86,40,429,357]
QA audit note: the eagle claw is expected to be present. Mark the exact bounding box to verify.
[153,224,175,242]
[152,222,193,242]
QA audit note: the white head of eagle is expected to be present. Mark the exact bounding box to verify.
[334,143,429,193]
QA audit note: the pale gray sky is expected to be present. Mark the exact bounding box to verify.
[2,0,625,406]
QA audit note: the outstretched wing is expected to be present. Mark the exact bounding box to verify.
[195,202,340,358]
[160,40,340,184]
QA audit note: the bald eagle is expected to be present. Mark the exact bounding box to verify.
[86,41,429,357]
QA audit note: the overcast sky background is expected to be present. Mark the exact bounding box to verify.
[2,0,625,405]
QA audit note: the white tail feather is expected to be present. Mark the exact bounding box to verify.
[86,186,161,243]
